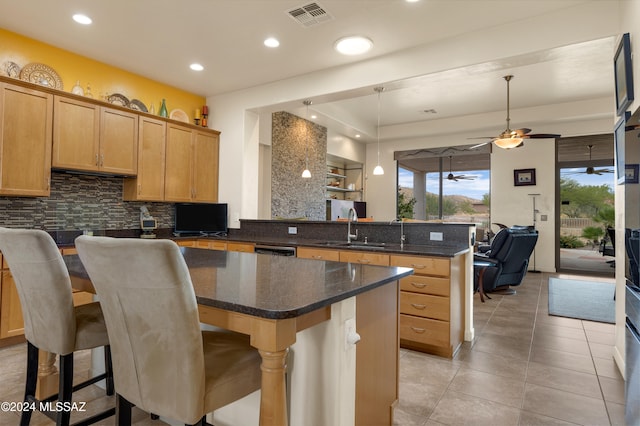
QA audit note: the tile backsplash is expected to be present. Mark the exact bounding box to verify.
[0,172,173,231]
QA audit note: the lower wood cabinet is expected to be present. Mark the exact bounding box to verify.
[390,254,465,358]
[300,247,465,359]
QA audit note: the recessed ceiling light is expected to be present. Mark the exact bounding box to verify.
[406,0,420,3]
[311,114,317,119]
[334,36,373,55]
[190,63,204,71]
[264,37,280,48]
[355,134,361,138]
[72,14,92,25]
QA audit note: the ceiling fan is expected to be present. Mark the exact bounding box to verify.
[445,156,475,181]
[470,75,561,150]
[567,144,613,175]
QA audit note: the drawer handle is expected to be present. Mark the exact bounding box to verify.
[312,255,323,259]
[410,264,426,269]
[410,326,426,334]
[410,282,426,289]
[411,303,426,310]
[358,259,371,264]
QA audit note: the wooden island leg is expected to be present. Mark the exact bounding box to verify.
[258,348,289,426]
[35,350,58,399]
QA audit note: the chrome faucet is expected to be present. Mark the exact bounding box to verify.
[390,218,405,249]
[347,207,358,243]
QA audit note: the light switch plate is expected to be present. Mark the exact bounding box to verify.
[430,232,443,241]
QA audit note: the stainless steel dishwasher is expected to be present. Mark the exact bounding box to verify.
[254,244,297,257]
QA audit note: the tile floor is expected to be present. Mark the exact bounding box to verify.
[0,272,627,425]
[395,272,626,426]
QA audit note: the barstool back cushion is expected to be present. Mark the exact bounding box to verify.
[0,228,76,354]
[75,236,206,423]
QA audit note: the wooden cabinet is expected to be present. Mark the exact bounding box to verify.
[297,247,340,262]
[390,254,465,358]
[339,250,389,266]
[196,240,227,251]
[226,242,254,253]
[0,82,53,196]
[52,96,138,175]
[123,116,166,201]
[0,264,24,338]
[165,124,219,202]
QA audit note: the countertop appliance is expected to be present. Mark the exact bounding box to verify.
[140,206,157,239]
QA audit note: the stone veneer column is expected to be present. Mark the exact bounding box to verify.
[271,111,327,220]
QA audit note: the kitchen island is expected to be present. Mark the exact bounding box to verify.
[63,247,412,426]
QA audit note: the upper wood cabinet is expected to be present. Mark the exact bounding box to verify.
[165,123,219,203]
[0,82,53,196]
[52,96,138,175]
[123,116,167,201]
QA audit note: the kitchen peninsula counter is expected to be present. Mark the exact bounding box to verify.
[63,247,412,425]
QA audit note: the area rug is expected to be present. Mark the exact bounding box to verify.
[548,277,615,324]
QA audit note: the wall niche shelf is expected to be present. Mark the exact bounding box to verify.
[326,154,363,201]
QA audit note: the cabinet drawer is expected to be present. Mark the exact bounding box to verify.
[297,247,340,262]
[400,314,449,347]
[390,255,449,277]
[400,275,450,296]
[176,239,197,247]
[196,240,227,251]
[400,292,449,320]
[227,242,255,253]
[339,251,389,266]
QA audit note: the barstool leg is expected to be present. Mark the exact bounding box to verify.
[20,342,39,426]
[104,345,114,396]
[56,354,73,426]
[116,394,133,426]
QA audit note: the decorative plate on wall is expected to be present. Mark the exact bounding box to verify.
[129,99,148,112]
[169,109,189,123]
[106,93,130,107]
[2,61,21,78]
[19,62,63,89]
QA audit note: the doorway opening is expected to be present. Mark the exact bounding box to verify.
[557,135,614,277]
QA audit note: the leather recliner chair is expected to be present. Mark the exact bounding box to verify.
[474,226,539,301]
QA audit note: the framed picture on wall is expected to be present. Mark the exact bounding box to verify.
[626,164,639,184]
[615,33,634,117]
[514,168,536,186]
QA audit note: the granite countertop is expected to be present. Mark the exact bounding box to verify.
[64,248,413,319]
[199,235,470,257]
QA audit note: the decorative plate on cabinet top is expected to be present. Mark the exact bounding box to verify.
[129,99,148,112]
[169,109,189,123]
[2,61,21,78]
[106,93,130,107]
[19,62,63,89]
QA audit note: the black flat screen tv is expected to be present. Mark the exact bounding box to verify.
[174,203,228,236]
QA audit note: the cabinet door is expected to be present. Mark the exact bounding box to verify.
[226,242,255,253]
[192,130,219,202]
[0,271,25,338]
[99,107,138,174]
[339,250,389,266]
[164,123,193,201]
[123,116,166,201]
[52,96,100,171]
[0,83,53,196]
[297,247,340,261]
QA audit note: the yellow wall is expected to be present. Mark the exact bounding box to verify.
[0,28,205,121]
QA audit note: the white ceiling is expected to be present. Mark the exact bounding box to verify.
[0,0,617,144]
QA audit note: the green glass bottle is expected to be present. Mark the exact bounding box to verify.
[158,99,168,117]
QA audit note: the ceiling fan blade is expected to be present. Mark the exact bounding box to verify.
[514,128,532,136]
[525,133,561,139]
[470,141,492,149]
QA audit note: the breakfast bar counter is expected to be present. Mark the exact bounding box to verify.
[63,247,412,425]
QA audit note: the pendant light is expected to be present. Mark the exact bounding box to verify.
[373,87,384,175]
[301,100,312,178]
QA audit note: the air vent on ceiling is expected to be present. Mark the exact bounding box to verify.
[286,2,333,27]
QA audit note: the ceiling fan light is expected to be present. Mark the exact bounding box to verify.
[373,165,384,175]
[494,137,523,149]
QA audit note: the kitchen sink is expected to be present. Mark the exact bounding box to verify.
[317,241,387,250]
